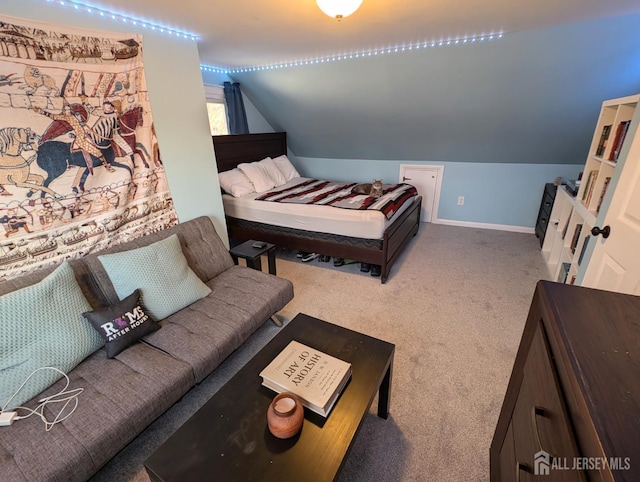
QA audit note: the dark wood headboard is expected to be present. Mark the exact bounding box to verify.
[212,132,287,172]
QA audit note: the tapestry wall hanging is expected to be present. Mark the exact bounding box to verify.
[0,16,178,280]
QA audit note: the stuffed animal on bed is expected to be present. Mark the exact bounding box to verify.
[351,179,383,197]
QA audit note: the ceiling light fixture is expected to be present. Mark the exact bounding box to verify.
[316,0,363,21]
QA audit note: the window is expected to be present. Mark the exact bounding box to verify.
[204,84,228,136]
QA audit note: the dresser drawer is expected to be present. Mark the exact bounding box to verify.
[491,282,640,482]
[510,322,584,481]
[536,184,557,245]
[541,193,555,217]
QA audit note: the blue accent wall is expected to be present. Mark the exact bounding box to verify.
[11,1,636,233]
[291,156,581,228]
[222,14,640,229]
[233,14,640,164]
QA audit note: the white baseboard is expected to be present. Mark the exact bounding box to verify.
[433,219,535,234]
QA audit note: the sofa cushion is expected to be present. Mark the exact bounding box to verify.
[83,289,159,358]
[98,234,211,320]
[0,262,103,409]
[142,265,294,382]
[83,217,234,307]
[0,343,194,482]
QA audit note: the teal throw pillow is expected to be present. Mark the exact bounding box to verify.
[98,234,211,321]
[0,262,104,409]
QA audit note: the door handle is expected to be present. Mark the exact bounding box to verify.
[591,225,610,238]
[402,176,412,181]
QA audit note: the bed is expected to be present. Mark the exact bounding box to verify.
[212,132,422,283]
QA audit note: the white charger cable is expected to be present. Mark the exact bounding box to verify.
[1,367,84,431]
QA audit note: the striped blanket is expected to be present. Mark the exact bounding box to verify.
[255,179,418,220]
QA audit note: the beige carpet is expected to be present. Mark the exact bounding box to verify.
[92,222,550,482]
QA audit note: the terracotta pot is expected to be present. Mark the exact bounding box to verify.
[267,392,304,439]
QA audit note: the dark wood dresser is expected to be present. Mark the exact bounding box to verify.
[490,281,640,481]
[535,183,557,246]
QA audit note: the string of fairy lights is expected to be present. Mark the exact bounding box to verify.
[43,0,198,40]
[201,33,505,74]
[41,0,504,74]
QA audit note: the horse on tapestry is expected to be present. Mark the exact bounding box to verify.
[36,138,132,196]
[114,105,160,168]
[0,127,58,197]
[33,99,139,196]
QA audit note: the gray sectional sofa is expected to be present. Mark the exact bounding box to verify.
[0,216,294,481]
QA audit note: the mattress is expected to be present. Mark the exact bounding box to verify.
[222,178,414,239]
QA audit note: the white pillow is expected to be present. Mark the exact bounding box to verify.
[272,155,300,182]
[259,157,287,187]
[238,158,277,193]
[218,168,255,197]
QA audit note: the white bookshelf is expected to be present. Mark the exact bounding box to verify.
[542,94,639,284]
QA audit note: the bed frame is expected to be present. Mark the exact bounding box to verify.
[212,132,422,283]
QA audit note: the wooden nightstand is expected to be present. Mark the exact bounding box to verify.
[229,240,277,275]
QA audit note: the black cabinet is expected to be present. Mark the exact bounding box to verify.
[535,183,557,246]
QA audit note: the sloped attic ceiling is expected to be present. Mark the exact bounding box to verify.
[229,14,640,164]
[66,0,640,69]
[41,0,640,164]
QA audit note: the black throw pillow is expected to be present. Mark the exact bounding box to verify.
[83,289,159,358]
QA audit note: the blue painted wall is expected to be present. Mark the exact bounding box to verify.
[233,14,640,163]
[291,156,581,228]
[8,4,626,238]
[220,13,640,229]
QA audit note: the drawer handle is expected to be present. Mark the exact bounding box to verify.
[532,406,553,455]
[516,462,531,481]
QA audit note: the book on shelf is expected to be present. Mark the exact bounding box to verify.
[581,170,594,201]
[583,170,599,207]
[609,120,631,162]
[561,207,573,239]
[565,179,580,197]
[558,262,571,284]
[578,235,591,265]
[259,340,352,417]
[596,176,612,213]
[570,223,583,254]
[595,124,612,157]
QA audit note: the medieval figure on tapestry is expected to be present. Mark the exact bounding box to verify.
[0,15,177,279]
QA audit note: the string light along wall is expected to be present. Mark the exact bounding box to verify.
[40,0,503,73]
[43,0,198,41]
[201,33,505,74]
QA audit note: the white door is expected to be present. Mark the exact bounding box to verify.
[399,165,443,223]
[581,123,640,295]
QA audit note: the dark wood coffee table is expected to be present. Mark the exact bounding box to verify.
[145,313,394,482]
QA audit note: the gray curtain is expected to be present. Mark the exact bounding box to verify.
[223,81,249,134]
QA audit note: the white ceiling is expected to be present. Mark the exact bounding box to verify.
[86,0,640,68]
